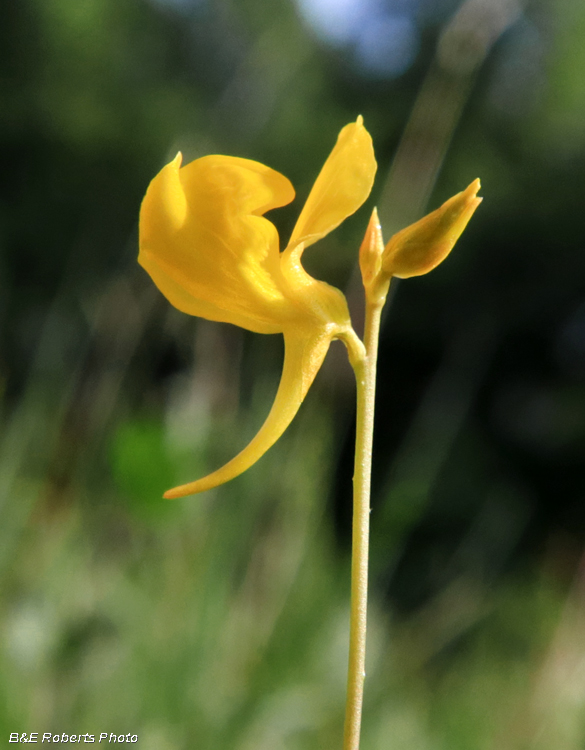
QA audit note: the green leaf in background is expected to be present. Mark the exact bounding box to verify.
[110,417,177,520]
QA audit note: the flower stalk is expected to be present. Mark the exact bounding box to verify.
[344,293,384,750]
[343,208,387,749]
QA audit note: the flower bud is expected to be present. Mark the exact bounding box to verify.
[382,179,481,279]
[359,207,384,287]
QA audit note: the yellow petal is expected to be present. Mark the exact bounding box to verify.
[139,153,296,333]
[163,329,334,498]
[382,179,482,279]
[286,117,377,253]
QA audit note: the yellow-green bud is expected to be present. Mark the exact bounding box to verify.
[382,179,482,279]
[359,207,385,290]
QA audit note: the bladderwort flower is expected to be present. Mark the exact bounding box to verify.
[139,116,481,750]
[139,117,376,498]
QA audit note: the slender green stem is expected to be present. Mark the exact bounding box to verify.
[343,297,384,750]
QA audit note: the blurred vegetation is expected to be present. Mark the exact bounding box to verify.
[1,0,585,747]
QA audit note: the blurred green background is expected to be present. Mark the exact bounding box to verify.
[2,0,585,747]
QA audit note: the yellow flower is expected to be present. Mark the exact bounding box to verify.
[139,118,376,498]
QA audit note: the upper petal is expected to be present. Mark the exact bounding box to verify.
[286,117,377,253]
[139,153,297,333]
